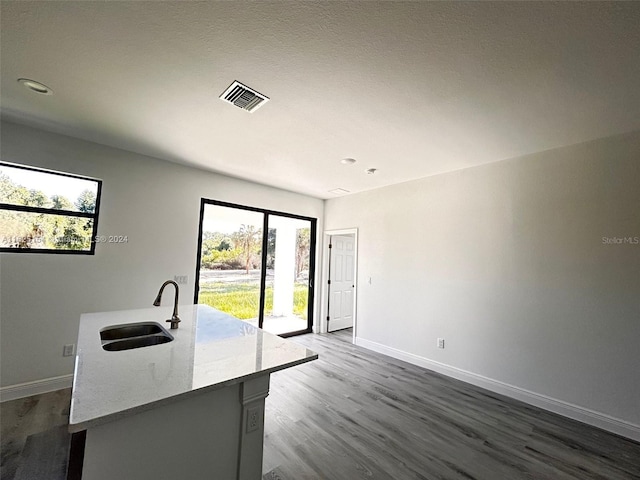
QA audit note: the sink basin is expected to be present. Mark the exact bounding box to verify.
[103,335,173,351]
[100,323,163,341]
[100,322,173,351]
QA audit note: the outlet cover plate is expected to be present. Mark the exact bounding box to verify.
[247,406,260,433]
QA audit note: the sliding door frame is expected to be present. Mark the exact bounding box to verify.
[194,199,317,337]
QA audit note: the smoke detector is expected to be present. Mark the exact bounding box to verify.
[219,81,269,112]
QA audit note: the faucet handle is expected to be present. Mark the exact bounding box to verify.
[166,317,181,330]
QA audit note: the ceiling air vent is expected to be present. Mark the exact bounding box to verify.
[219,81,269,112]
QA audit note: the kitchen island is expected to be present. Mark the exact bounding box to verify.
[68,304,317,480]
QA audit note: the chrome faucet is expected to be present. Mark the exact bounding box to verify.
[153,280,181,329]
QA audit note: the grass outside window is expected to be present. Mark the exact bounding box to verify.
[198,281,309,320]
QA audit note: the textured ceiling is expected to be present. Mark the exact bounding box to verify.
[1,2,639,199]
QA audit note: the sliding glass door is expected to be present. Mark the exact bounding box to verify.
[195,200,316,336]
[196,204,264,321]
[264,214,313,334]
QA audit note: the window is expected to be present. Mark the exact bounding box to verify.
[0,161,102,254]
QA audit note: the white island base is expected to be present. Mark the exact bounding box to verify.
[77,375,269,480]
[68,305,317,480]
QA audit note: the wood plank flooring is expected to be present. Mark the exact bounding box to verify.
[262,329,640,479]
[1,389,71,480]
[1,329,639,479]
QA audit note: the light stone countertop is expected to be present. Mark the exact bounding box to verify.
[69,304,317,432]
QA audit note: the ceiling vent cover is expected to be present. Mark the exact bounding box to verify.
[219,81,269,112]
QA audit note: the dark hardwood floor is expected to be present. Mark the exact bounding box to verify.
[1,328,639,479]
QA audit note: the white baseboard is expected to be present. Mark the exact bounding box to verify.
[0,374,73,403]
[355,337,640,443]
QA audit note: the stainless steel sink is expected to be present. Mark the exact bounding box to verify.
[102,334,173,351]
[100,322,173,351]
[100,323,163,341]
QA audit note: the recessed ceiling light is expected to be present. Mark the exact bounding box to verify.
[18,78,53,95]
[340,158,356,165]
[366,168,378,175]
[329,188,350,195]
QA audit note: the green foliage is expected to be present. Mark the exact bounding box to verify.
[75,190,96,213]
[266,228,276,268]
[292,287,309,319]
[201,247,244,270]
[0,173,12,201]
[200,233,237,268]
[27,189,50,207]
[217,239,231,251]
[0,173,29,205]
[51,195,73,210]
[0,174,94,250]
[232,224,262,274]
[198,282,309,320]
[198,283,266,319]
[296,227,311,277]
[199,224,311,275]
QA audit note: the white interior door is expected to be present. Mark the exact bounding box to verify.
[327,234,355,332]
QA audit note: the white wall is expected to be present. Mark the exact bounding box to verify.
[324,131,640,434]
[0,121,324,388]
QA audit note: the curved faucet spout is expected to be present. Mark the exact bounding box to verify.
[153,280,181,329]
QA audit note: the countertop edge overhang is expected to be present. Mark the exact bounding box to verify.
[68,304,318,433]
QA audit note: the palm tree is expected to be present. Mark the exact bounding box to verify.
[295,228,310,278]
[232,224,261,274]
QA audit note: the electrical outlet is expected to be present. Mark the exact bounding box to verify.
[63,344,76,357]
[174,275,188,285]
[246,406,260,433]
[437,338,445,349]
